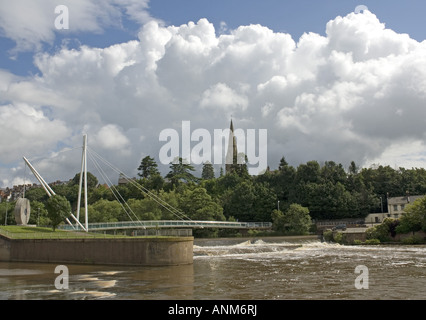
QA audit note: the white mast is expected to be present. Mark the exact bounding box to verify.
[22,157,56,197]
[76,134,89,232]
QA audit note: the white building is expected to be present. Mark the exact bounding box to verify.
[365,194,425,225]
[387,194,425,219]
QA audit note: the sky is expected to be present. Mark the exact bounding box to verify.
[1,0,426,188]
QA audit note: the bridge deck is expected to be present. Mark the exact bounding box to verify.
[59,220,272,231]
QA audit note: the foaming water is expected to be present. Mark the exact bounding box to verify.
[0,238,425,300]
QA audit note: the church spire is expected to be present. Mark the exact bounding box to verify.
[225,118,238,174]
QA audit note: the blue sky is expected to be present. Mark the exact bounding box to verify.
[1,0,426,187]
[2,1,426,75]
[150,0,426,40]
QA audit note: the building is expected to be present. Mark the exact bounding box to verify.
[387,194,425,219]
[363,194,425,225]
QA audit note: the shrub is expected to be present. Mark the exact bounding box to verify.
[364,238,380,245]
[323,230,333,242]
[366,218,396,242]
[401,234,424,244]
[333,232,343,244]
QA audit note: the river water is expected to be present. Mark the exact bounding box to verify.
[0,237,425,300]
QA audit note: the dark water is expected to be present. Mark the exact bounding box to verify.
[0,237,425,300]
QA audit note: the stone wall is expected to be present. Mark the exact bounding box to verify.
[391,231,426,242]
[341,231,367,243]
[0,236,193,266]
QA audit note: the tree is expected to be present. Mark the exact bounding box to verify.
[0,201,16,225]
[70,172,99,190]
[348,161,359,175]
[320,161,346,185]
[88,199,125,223]
[396,196,426,234]
[366,218,398,242]
[142,174,165,191]
[201,162,215,180]
[179,187,225,221]
[222,181,256,221]
[138,156,160,179]
[28,200,49,226]
[127,198,162,220]
[46,195,71,231]
[295,161,321,184]
[252,182,277,221]
[271,209,285,232]
[275,203,311,235]
[166,157,198,188]
[228,153,249,178]
[25,187,49,203]
[278,156,289,171]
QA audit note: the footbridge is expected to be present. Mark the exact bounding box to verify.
[58,220,272,232]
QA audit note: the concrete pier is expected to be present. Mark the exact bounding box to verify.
[0,235,193,266]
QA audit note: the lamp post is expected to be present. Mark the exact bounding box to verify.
[277,200,280,212]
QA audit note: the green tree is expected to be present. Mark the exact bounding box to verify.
[294,161,321,184]
[396,197,426,233]
[320,161,346,185]
[222,181,256,221]
[88,184,111,204]
[228,153,249,178]
[137,156,160,179]
[271,209,285,232]
[166,157,198,188]
[88,199,125,223]
[366,218,398,242]
[179,187,225,221]
[28,200,49,226]
[280,203,311,235]
[25,187,49,203]
[348,161,359,175]
[127,198,162,220]
[252,182,277,221]
[0,201,16,225]
[278,156,289,171]
[201,162,215,180]
[46,195,71,231]
[70,172,99,190]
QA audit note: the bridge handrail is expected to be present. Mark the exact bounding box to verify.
[59,220,272,231]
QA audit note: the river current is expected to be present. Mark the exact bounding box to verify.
[0,237,425,300]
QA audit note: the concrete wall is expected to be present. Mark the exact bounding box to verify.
[0,236,193,266]
[0,236,10,261]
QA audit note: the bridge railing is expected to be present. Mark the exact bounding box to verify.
[58,220,272,231]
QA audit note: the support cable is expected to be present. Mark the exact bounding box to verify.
[87,147,202,227]
[87,151,144,227]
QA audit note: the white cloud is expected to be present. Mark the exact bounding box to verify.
[200,83,248,113]
[2,9,426,187]
[0,103,70,163]
[0,0,151,54]
[93,124,131,152]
